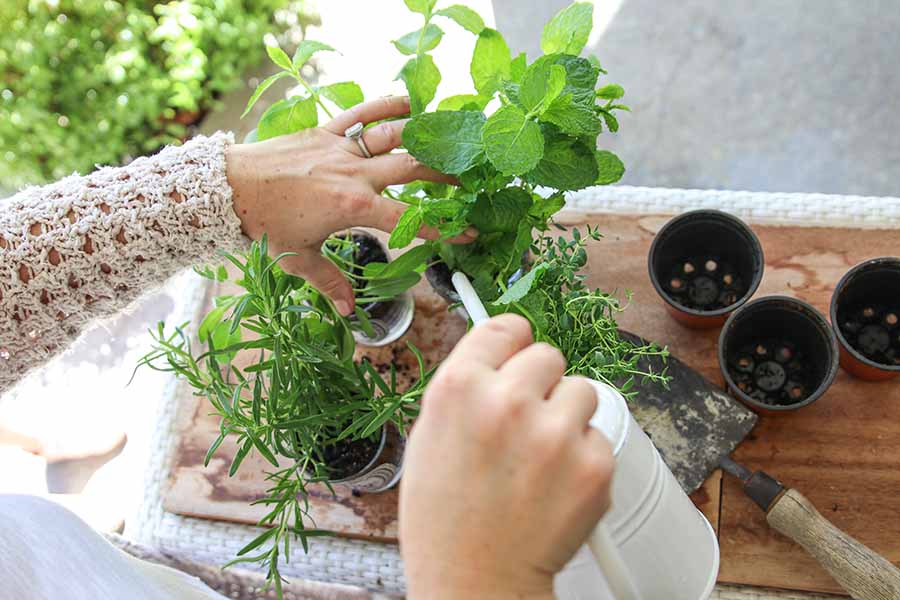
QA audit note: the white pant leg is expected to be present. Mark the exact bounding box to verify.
[0,494,227,600]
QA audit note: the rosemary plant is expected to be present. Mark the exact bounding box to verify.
[139,237,431,594]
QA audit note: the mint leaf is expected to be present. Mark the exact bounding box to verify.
[437,94,487,111]
[494,263,548,305]
[551,54,600,105]
[242,71,290,118]
[468,187,533,233]
[257,96,318,141]
[319,82,364,109]
[266,44,292,71]
[471,28,511,96]
[595,150,625,184]
[520,61,566,114]
[398,54,441,114]
[526,140,598,191]
[482,105,544,175]
[392,24,444,55]
[389,206,424,248]
[422,196,469,222]
[379,244,434,278]
[292,40,335,70]
[435,5,485,34]
[541,94,601,137]
[599,109,619,132]
[510,52,527,83]
[596,84,625,100]
[529,192,566,222]
[541,2,593,55]
[403,110,487,175]
[404,0,437,15]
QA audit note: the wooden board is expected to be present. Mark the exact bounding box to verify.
[165,215,900,594]
[561,213,900,596]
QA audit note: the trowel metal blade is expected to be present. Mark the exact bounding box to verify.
[620,332,758,494]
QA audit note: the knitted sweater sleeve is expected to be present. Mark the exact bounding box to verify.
[0,132,249,394]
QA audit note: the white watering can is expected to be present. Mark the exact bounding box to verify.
[451,273,720,600]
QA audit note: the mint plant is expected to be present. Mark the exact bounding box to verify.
[389,1,629,301]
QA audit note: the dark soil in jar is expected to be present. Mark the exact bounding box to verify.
[838,303,900,366]
[317,434,381,481]
[727,339,813,406]
[350,233,391,320]
[664,255,746,312]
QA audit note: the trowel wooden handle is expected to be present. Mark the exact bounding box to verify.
[766,489,900,600]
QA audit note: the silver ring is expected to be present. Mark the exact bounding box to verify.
[344,122,372,158]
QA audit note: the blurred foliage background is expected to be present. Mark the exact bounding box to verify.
[0,0,315,188]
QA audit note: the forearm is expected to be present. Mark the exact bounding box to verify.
[0,132,249,394]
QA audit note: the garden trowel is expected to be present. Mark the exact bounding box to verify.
[618,331,756,494]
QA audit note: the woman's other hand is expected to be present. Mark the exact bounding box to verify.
[400,314,616,600]
[225,95,475,315]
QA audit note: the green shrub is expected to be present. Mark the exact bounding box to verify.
[0,0,309,188]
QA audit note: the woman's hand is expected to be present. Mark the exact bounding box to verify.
[400,314,615,600]
[225,95,475,315]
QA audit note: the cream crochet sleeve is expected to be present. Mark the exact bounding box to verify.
[0,132,249,394]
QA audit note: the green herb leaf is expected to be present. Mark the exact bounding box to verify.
[319,82,364,109]
[379,244,434,279]
[292,40,335,70]
[403,110,486,175]
[482,105,544,175]
[470,28,511,96]
[257,96,318,141]
[242,71,290,118]
[494,263,548,305]
[529,192,567,222]
[541,94,601,137]
[600,109,619,132]
[520,62,567,114]
[510,52,528,83]
[392,24,444,55]
[266,44,293,71]
[526,140,598,191]
[594,150,625,184]
[404,0,437,15]
[596,84,625,100]
[541,2,593,55]
[198,306,227,343]
[437,94,487,111]
[468,187,533,233]
[389,206,424,248]
[435,5,485,34]
[398,54,441,114]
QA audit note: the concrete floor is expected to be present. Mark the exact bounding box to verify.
[494,0,900,197]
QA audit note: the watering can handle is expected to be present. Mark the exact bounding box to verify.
[767,489,900,600]
[452,272,641,600]
[588,523,642,600]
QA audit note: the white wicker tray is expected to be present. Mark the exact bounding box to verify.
[131,186,900,598]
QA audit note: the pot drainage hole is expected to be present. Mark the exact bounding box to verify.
[728,340,811,406]
[665,256,745,311]
[840,304,900,366]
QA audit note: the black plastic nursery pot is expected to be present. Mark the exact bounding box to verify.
[314,422,406,494]
[830,257,900,381]
[718,296,839,414]
[347,230,414,347]
[648,210,764,329]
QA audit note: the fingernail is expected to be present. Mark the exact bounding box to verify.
[464,226,479,239]
[336,300,352,316]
